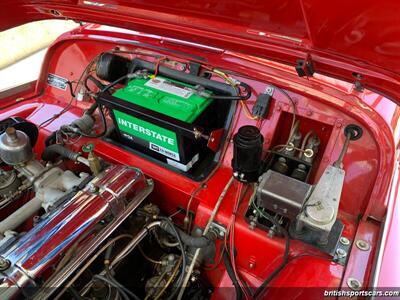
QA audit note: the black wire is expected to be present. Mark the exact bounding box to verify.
[93,274,141,300]
[67,286,82,300]
[100,74,129,93]
[85,74,108,92]
[159,216,187,300]
[209,82,251,101]
[222,250,243,300]
[253,211,290,299]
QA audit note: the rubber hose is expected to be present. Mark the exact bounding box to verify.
[42,144,80,162]
[130,58,237,96]
[160,221,212,248]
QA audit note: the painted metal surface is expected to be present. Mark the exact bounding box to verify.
[0,25,398,295]
[2,1,400,104]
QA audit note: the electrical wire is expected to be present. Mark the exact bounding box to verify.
[153,257,182,300]
[158,217,187,300]
[251,197,290,299]
[39,54,100,128]
[271,85,297,145]
[177,176,234,300]
[138,245,163,265]
[75,104,108,138]
[54,234,133,300]
[93,274,140,300]
[227,182,252,299]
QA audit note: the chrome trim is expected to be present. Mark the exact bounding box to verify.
[0,165,152,300]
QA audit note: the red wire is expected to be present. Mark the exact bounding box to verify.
[154,56,167,77]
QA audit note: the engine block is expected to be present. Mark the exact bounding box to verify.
[0,164,152,299]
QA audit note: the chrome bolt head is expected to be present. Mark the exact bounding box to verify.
[347,277,362,291]
[356,240,370,251]
[340,237,350,246]
[336,248,347,258]
[0,256,11,271]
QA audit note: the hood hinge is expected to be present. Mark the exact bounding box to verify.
[295,55,314,78]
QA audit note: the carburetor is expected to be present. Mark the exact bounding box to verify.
[0,127,88,235]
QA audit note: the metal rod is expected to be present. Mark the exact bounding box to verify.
[333,133,351,168]
[177,176,234,300]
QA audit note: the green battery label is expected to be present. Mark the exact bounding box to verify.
[114,110,180,161]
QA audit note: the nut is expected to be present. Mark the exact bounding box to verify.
[336,248,347,258]
[0,256,11,271]
[340,237,350,246]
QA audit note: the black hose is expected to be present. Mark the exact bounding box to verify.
[160,220,212,248]
[42,144,81,162]
[86,103,99,115]
[223,251,243,300]
[130,58,237,96]
[76,104,108,138]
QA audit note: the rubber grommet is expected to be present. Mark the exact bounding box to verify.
[344,124,363,141]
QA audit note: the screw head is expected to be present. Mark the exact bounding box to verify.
[347,277,362,291]
[336,248,347,258]
[340,237,350,246]
[356,240,370,251]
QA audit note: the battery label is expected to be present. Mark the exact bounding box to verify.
[114,110,180,161]
[145,77,193,99]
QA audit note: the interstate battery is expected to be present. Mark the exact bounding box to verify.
[96,75,215,171]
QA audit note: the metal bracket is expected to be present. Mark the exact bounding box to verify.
[209,221,226,239]
[352,73,364,92]
[333,235,351,265]
[295,56,314,77]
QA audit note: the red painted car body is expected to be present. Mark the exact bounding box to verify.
[0,1,399,298]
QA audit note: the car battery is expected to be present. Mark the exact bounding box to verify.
[96,76,215,171]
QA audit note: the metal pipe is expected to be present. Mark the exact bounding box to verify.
[0,197,41,234]
[110,221,162,268]
[177,176,234,300]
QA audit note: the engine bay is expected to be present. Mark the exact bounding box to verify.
[0,25,394,299]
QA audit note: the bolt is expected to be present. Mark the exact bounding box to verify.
[88,184,98,193]
[356,240,370,251]
[249,262,255,269]
[0,256,11,271]
[347,277,362,291]
[340,237,350,246]
[336,248,347,258]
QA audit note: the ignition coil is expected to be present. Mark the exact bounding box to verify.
[231,125,264,182]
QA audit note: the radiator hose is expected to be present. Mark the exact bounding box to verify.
[42,144,89,167]
[160,220,214,248]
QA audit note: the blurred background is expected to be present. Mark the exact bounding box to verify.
[0,20,77,91]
